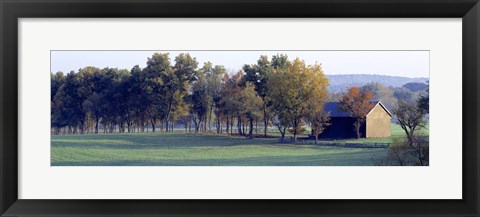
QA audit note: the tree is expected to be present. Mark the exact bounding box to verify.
[219,72,244,135]
[267,61,293,142]
[80,67,107,134]
[82,92,103,133]
[393,87,415,103]
[418,81,429,114]
[53,71,86,133]
[271,54,289,70]
[374,137,412,166]
[101,68,130,133]
[375,100,429,166]
[77,67,104,133]
[240,83,263,139]
[418,91,429,114]
[51,72,65,102]
[361,82,397,110]
[231,72,247,136]
[162,53,199,131]
[394,100,427,145]
[309,111,331,144]
[51,72,66,134]
[206,64,226,133]
[143,53,172,132]
[129,65,151,132]
[305,62,332,144]
[189,70,209,133]
[340,87,374,139]
[169,90,190,132]
[268,54,291,139]
[243,55,272,136]
[242,54,291,137]
[267,58,329,142]
[117,69,135,133]
[271,114,291,142]
[393,100,428,165]
[53,67,137,134]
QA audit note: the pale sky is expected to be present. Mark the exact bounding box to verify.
[51,50,429,78]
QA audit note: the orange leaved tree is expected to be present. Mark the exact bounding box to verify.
[340,87,373,139]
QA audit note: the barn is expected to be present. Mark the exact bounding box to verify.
[318,101,392,139]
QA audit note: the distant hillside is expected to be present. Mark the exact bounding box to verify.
[326,74,429,93]
[403,82,429,92]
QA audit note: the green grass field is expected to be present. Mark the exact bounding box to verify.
[51,124,426,166]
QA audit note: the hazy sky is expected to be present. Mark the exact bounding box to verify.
[51,50,429,78]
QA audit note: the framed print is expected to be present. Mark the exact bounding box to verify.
[1,0,479,216]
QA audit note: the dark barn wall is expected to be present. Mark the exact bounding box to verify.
[318,117,366,139]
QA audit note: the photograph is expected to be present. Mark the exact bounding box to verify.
[50,50,429,166]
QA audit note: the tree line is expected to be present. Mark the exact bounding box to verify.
[51,53,331,142]
[51,52,429,155]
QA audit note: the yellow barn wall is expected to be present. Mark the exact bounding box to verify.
[365,104,391,138]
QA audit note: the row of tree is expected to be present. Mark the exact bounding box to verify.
[51,53,333,142]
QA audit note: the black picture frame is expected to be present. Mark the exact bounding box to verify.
[1,0,479,216]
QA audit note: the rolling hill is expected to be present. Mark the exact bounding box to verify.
[326,74,429,93]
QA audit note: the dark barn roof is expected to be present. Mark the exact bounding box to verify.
[324,102,351,117]
[324,101,390,118]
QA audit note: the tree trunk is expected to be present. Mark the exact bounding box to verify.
[355,121,361,139]
[165,93,175,132]
[204,115,207,132]
[249,118,254,139]
[255,117,258,136]
[193,116,200,133]
[80,121,85,134]
[237,113,242,136]
[263,106,268,137]
[219,117,223,134]
[230,116,234,135]
[216,115,221,134]
[293,119,298,143]
[189,117,192,133]
[226,116,229,135]
[150,119,156,132]
[417,148,424,166]
[242,120,246,136]
[208,104,213,132]
[277,126,286,143]
[141,114,145,132]
[95,115,99,134]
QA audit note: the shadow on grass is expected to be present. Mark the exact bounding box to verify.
[52,134,280,149]
[52,151,388,166]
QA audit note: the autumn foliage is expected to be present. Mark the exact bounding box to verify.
[340,87,374,138]
[267,58,329,142]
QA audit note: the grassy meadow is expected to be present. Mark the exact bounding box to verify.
[51,124,426,166]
